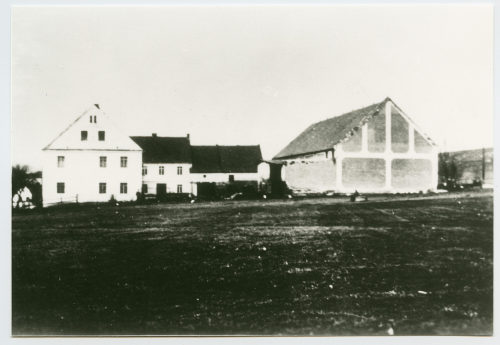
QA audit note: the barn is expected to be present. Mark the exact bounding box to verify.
[273,98,438,194]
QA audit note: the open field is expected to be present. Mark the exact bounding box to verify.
[12,192,493,335]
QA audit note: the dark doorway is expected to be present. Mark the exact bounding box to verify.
[269,163,286,195]
[156,183,167,199]
[197,182,217,199]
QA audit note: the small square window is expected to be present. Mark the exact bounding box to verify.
[229,174,235,182]
[177,184,183,193]
[142,184,148,194]
[177,166,182,175]
[81,131,88,141]
[98,131,105,141]
[100,156,107,168]
[120,156,128,168]
[57,156,65,168]
[159,166,165,175]
[99,183,106,194]
[142,166,148,176]
[120,183,128,194]
[57,182,65,194]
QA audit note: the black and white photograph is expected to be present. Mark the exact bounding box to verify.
[7,1,495,339]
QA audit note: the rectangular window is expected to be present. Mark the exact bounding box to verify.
[177,166,182,175]
[120,183,128,194]
[57,182,65,194]
[177,184,183,193]
[57,156,65,168]
[142,184,148,194]
[98,131,105,141]
[99,183,106,194]
[94,115,97,123]
[142,166,148,176]
[89,115,93,123]
[81,131,88,141]
[228,174,235,182]
[159,166,164,175]
[100,156,107,168]
[120,156,128,168]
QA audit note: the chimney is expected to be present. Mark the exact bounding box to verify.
[94,104,100,109]
[186,133,190,140]
[152,133,157,137]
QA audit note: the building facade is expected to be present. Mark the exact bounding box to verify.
[42,106,263,206]
[131,135,194,196]
[42,105,143,206]
[273,98,438,194]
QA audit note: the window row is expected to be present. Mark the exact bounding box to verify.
[57,156,128,168]
[141,184,183,194]
[56,182,128,194]
[81,130,105,141]
[142,166,183,176]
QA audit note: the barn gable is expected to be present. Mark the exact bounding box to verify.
[274,98,438,194]
[274,98,434,159]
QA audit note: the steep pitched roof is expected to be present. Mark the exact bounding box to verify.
[274,99,386,159]
[43,104,142,151]
[131,136,192,163]
[191,145,262,173]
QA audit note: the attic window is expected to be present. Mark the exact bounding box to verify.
[94,116,97,123]
[89,116,92,123]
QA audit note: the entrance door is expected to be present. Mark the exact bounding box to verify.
[156,183,167,198]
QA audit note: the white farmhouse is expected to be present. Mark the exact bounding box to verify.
[42,104,143,206]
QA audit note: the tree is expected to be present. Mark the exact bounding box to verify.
[12,165,42,206]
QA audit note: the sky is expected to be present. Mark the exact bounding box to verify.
[11,4,493,171]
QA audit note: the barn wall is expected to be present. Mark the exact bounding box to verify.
[391,107,409,153]
[341,158,385,189]
[391,159,432,191]
[367,112,385,152]
[284,159,336,192]
[414,130,432,153]
[342,127,362,152]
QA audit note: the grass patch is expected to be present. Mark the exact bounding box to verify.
[12,193,493,335]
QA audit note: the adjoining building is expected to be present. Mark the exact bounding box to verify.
[42,105,143,206]
[439,148,493,188]
[190,145,263,197]
[273,97,438,194]
[131,135,193,196]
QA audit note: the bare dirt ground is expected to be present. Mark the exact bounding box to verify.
[12,191,493,335]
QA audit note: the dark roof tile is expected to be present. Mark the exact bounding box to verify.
[191,145,262,173]
[131,136,192,163]
[274,99,387,159]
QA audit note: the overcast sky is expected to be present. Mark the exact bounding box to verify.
[11,4,493,170]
